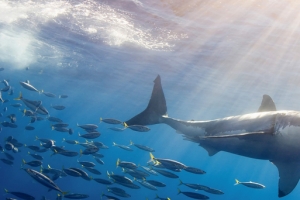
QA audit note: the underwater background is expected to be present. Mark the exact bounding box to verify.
[1,0,300,199]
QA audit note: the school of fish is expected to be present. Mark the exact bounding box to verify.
[0,69,264,200]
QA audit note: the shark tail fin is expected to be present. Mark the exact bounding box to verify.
[124,75,167,126]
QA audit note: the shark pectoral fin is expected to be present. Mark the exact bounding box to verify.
[205,131,270,141]
[201,144,219,156]
[273,161,300,197]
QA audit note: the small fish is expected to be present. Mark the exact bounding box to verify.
[77,123,98,130]
[69,168,91,181]
[101,194,120,200]
[42,91,56,98]
[52,127,69,132]
[30,116,36,123]
[92,141,109,149]
[149,153,187,170]
[0,158,13,165]
[68,128,73,135]
[203,187,224,195]
[51,105,65,110]
[78,132,100,139]
[62,138,78,144]
[22,159,42,167]
[84,167,101,175]
[14,92,48,115]
[234,179,265,189]
[59,94,68,98]
[28,152,43,160]
[184,166,206,174]
[80,147,99,155]
[122,168,149,180]
[1,85,11,92]
[24,168,66,194]
[94,178,112,185]
[113,142,133,151]
[47,116,63,123]
[147,180,166,187]
[107,187,131,198]
[155,194,171,200]
[19,81,41,92]
[4,189,35,200]
[25,125,35,130]
[10,103,22,107]
[107,171,133,184]
[153,169,179,178]
[4,152,14,160]
[78,160,96,168]
[7,114,16,123]
[63,168,82,177]
[53,150,78,157]
[93,153,104,158]
[116,158,137,169]
[94,158,104,165]
[100,118,122,124]
[177,188,209,199]
[109,127,125,132]
[2,79,9,86]
[5,142,14,150]
[25,144,40,151]
[64,193,89,199]
[130,140,154,152]
[141,166,158,176]
[124,123,150,132]
[135,179,157,190]
[52,123,69,128]
[178,180,209,191]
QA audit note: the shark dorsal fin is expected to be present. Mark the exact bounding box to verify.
[258,94,276,112]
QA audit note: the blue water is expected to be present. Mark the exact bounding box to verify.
[1,0,300,199]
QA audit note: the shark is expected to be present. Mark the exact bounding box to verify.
[124,75,300,198]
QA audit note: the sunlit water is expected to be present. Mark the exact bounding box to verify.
[1,0,300,199]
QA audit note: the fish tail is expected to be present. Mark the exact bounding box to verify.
[100,117,102,123]
[78,132,81,137]
[177,188,182,194]
[39,89,43,94]
[48,164,51,169]
[79,149,83,157]
[235,179,240,185]
[116,158,120,167]
[61,191,68,196]
[28,151,30,155]
[149,152,155,163]
[40,166,43,173]
[112,142,116,146]
[4,188,8,193]
[123,122,128,128]
[14,92,22,100]
[179,179,183,185]
[124,75,167,126]
[62,138,65,142]
[129,140,134,146]
[22,159,26,165]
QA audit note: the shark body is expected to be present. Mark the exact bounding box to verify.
[124,75,300,197]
